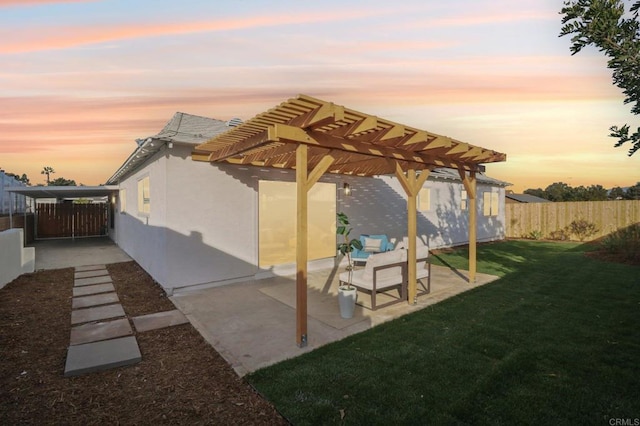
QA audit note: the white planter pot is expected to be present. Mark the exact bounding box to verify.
[338,285,357,319]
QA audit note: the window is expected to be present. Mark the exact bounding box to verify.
[119,189,126,214]
[461,189,468,210]
[418,188,430,211]
[137,176,150,215]
[258,181,336,267]
[483,191,499,216]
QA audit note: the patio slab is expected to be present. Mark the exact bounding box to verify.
[70,318,133,345]
[74,269,109,279]
[74,276,113,287]
[64,336,141,377]
[132,309,189,332]
[72,292,120,309]
[171,264,499,376]
[71,304,125,325]
[29,237,131,270]
[73,283,116,297]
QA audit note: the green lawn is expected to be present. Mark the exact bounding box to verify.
[247,240,640,425]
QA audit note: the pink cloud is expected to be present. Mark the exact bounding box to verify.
[0,0,94,7]
[0,9,392,54]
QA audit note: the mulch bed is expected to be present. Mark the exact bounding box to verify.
[0,261,288,425]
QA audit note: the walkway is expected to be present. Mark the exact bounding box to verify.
[64,264,189,376]
[29,237,131,270]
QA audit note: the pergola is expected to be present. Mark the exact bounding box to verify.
[192,94,506,346]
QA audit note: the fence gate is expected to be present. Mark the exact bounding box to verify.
[36,203,108,239]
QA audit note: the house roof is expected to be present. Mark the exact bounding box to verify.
[505,193,550,203]
[429,168,510,187]
[6,185,118,199]
[106,112,233,184]
[192,94,506,176]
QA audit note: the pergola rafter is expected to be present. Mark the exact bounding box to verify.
[192,94,506,347]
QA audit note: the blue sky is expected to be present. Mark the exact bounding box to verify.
[1,0,637,190]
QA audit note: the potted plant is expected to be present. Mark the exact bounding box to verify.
[336,212,362,318]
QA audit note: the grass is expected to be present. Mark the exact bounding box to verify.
[247,240,640,425]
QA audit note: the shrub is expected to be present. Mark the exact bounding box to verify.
[568,219,598,241]
[526,230,543,240]
[549,228,570,241]
[600,224,640,264]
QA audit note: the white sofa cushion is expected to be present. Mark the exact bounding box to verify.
[362,250,403,282]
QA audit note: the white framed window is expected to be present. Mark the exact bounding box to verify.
[461,189,468,210]
[119,189,127,214]
[418,188,430,211]
[483,191,499,216]
[137,176,150,215]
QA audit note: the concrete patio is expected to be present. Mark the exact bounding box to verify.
[171,263,500,376]
[29,237,131,270]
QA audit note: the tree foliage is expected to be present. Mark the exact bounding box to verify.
[524,181,637,200]
[560,0,640,155]
[41,166,55,184]
[48,177,77,186]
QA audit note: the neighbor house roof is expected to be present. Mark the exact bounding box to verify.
[429,168,510,187]
[106,112,235,184]
[192,94,506,176]
[505,193,550,203]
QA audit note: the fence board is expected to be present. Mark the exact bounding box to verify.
[36,203,107,239]
[506,200,640,241]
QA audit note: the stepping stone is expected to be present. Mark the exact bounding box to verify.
[73,283,115,297]
[75,264,107,272]
[71,304,125,325]
[70,318,133,345]
[74,269,109,279]
[72,292,119,309]
[64,336,141,377]
[75,276,113,287]
[132,309,189,332]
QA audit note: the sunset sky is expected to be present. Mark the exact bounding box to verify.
[1,0,638,191]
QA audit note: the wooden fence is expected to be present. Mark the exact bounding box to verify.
[37,203,107,239]
[506,200,640,241]
[0,213,35,243]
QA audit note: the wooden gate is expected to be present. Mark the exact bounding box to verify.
[36,203,108,239]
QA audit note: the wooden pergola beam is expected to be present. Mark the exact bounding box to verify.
[394,161,431,303]
[295,145,336,347]
[458,165,477,283]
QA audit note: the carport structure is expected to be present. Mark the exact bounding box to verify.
[193,94,506,346]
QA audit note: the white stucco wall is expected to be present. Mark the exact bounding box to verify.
[330,175,505,250]
[0,228,35,288]
[112,145,506,293]
[112,148,169,286]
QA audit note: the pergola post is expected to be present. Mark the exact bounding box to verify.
[295,145,336,347]
[295,145,309,347]
[394,163,430,303]
[458,167,477,283]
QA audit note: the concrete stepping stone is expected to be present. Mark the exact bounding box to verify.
[71,304,125,325]
[70,318,133,345]
[72,292,119,309]
[64,335,141,377]
[74,269,109,279]
[75,264,107,272]
[132,309,189,332]
[75,276,113,287]
[73,283,116,297]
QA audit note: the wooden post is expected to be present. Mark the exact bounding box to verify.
[394,163,430,303]
[295,145,308,347]
[295,146,335,347]
[458,167,477,283]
